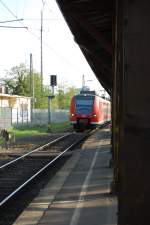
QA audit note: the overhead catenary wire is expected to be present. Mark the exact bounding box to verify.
[23,18,63,21]
[0,0,85,74]
[0,25,27,28]
[0,0,28,29]
[44,0,52,14]
[0,18,23,23]
[0,0,18,19]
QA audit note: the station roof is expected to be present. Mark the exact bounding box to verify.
[56,0,114,95]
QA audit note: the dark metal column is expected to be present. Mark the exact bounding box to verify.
[112,0,124,194]
[117,0,150,224]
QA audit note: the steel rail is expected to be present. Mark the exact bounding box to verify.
[0,133,70,169]
[0,133,88,207]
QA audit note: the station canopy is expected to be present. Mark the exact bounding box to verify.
[56,0,114,95]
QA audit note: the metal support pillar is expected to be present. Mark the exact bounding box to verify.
[117,0,150,224]
[111,0,124,194]
[47,95,55,132]
[48,96,51,125]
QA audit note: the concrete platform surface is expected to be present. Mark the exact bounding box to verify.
[13,128,117,225]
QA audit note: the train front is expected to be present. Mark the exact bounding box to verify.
[70,94,95,131]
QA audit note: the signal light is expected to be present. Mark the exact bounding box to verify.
[50,75,57,86]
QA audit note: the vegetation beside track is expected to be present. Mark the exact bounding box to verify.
[0,122,72,146]
[12,122,71,136]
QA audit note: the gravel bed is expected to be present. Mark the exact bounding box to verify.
[0,133,69,154]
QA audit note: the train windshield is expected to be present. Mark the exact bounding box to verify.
[75,95,94,114]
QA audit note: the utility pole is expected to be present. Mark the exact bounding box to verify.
[40,0,45,94]
[30,53,32,94]
[30,53,34,120]
[40,9,43,93]
[30,53,34,104]
[82,74,85,89]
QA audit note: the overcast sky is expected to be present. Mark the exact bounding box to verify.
[0,0,104,92]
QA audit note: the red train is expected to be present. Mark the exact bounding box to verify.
[70,90,111,131]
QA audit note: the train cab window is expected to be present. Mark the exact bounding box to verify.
[75,95,94,114]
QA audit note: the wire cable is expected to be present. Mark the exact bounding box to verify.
[0,0,84,73]
[0,25,27,28]
[0,0,28,29]
[44,0,52,14]
[0,18,23,23]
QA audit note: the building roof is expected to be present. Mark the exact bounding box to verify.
[56,0,114,95]
[0,93,31,99]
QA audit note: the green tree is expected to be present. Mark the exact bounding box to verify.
[1,63,51,108]
[1,63,79,109]
[2,63,29,95]
[58,89,66,109]
[32,74,50,109]
[53,84,79,110]
[65,86,79,108]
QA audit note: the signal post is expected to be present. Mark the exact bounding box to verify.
[48,75,57,131]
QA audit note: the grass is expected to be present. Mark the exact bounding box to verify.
[0,122,71,146]
[8,121,71,139]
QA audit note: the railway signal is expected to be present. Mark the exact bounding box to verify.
[48,75,57,131]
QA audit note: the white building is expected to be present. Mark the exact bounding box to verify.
[0,93,31,128]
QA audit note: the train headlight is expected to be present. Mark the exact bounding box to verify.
[93,114,97,117]
[71,113,75,117]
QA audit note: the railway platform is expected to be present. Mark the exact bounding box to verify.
[13,128,117,225]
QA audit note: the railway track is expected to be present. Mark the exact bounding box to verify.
[0,130,95,224]
[0,132,88,206]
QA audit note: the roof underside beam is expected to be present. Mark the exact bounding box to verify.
[71,13,112,55]
[56,0,113,94]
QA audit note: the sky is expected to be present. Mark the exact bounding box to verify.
[0,0,104,93]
